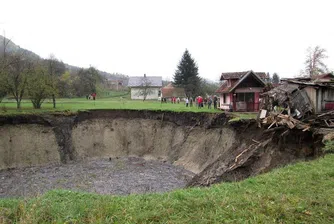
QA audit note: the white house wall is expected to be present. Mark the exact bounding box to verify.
[131,88,160,100]
[220,93,231,110]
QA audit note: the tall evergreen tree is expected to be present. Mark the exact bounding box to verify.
[173,49,201,97]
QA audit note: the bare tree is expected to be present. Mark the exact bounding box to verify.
[137,74,154,101]
[304,46,328,78]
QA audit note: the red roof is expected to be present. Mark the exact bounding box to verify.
[216,71,266,93]
[161,83,186,98]
[220,71,267,80]
[216,81,233,93]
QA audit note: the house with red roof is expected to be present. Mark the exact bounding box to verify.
[161,83,186,99]
[216,70,267,112]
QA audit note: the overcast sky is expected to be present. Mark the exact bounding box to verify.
[1,0,333,81]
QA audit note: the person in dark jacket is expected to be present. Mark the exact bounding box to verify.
[213,95,218,109]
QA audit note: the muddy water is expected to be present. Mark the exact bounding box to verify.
[0,157,194,198]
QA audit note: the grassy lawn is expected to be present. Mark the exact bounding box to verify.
[0,155,333,223]
[0,97,226,115]
[0,97,259,121]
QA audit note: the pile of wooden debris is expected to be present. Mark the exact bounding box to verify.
[303,110,334,128]
[259,109,310,132]
[259,109,334,132]
[259,80,334,132]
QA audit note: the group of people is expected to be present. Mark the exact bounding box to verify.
[86,92,97,100]
[171,97,181,104]
[184,95,218,109]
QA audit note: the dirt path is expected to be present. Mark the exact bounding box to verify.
[0,157,194,198]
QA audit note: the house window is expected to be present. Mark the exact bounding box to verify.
[245,93,254,102]
[158,90,161,97]
[237,93,254,102]
[237,93,245,102]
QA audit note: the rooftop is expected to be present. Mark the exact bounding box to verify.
[128,76,162,87]
[220,71,267,80]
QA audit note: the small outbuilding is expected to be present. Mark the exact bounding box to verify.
[280,73,334,113]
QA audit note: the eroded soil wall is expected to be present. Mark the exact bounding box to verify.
[0,124,60,170]
[0,110,324,186]
[0,110,232,173]
[72,118,235,173]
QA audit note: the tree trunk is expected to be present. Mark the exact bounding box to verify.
[16,100,21,109]
[52,94,56,108]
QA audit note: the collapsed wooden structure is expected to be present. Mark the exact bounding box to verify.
[258,78,334,133]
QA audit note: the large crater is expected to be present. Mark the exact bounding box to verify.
[0,110,323,197]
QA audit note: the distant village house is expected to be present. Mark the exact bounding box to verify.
[128,74,162,100]
[161,83,186,100]
[105,79,126,91]
[216,70,267,112]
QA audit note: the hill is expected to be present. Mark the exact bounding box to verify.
[0,35,128,83]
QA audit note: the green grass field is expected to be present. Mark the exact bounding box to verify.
[0,98,220,113]
[0,96,258,121]
[1,155,333,223]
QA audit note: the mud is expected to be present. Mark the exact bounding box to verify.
[0,157,194,198]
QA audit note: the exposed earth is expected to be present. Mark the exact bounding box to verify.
[0,157,194,198]
[0,110,324,198]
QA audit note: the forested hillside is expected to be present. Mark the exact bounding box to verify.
[0,35,129,108]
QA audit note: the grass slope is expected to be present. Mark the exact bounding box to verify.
[1,155,334,223]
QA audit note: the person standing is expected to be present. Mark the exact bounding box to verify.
[213,95,218,109]
[185,98,189,107]
[92,92,96,100]
[208,97,212,109]
[190,97,193,107]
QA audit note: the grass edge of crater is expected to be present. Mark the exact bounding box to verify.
[1,154,334,223]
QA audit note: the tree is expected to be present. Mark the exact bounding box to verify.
[173,49,201,97]
[44,55,66,108]
[26,63,53,109]
[57,71,74,98]
[0,35,12,103]
[200,79,220,96]
[0,80,6,103]
[137,74,154,101]
[272,73,280,84]
[304,46,328,78]
[72,66,102,97]
[3,53,33,109]
[0,63,7,103]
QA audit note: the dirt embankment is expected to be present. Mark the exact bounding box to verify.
[0,109,325,187]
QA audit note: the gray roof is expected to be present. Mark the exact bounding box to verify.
[128,76,162,87]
